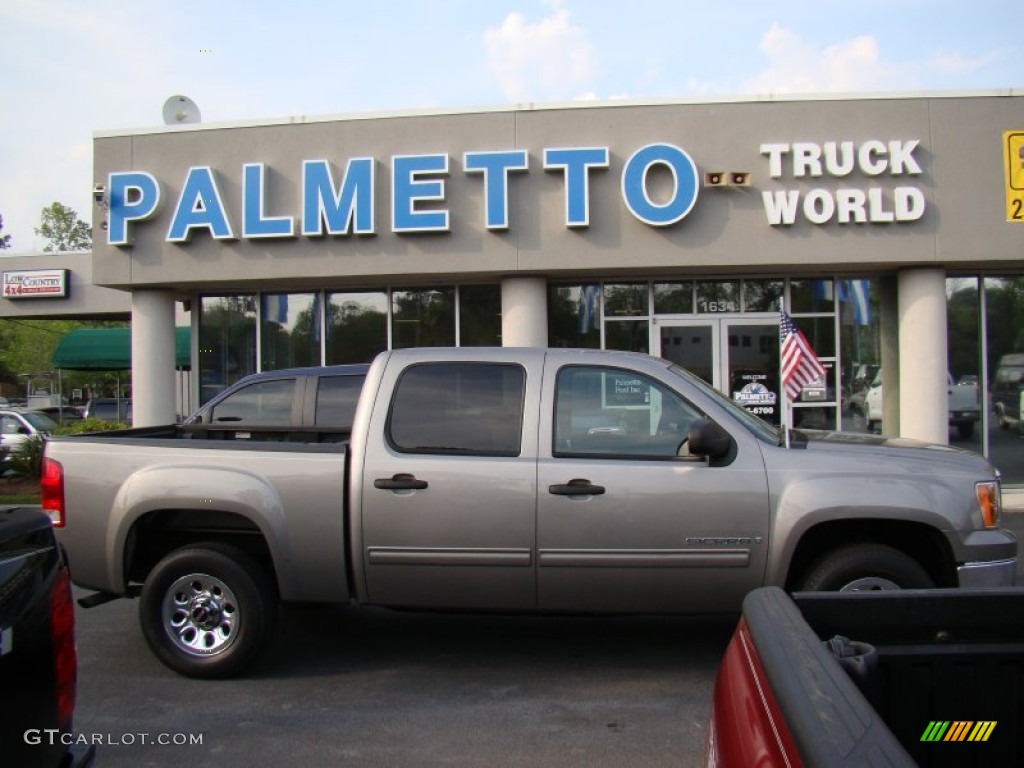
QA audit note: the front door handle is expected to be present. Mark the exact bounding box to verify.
[374,473,429,491]
[548,478,605,496]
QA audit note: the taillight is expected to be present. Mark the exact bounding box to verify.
[41,457,65,528]
[706,619,802,767]
[49,565,77,730]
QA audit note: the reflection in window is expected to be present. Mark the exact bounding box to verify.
[199,296,257,404]
[458,284,502,346]
[696,281,739,313]
[789,279,834,313]
[837,278,879,434]
[388,363,525,455]
[605,320,649,353]
[743,280,784,312]
[548,284,601,348]
[553,366,703,459]
[792,406,837,431]
[653,282,693,314]
[315,375,366,427]
[793,316,835,357]
[984,277,1024,482]
[327,291,388,364]
[604,284,649,317]
[392,288,456,349]
[260,293,318,371]
[209,378,295,426]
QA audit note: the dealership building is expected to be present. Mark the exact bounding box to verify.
[2,91,1023,476]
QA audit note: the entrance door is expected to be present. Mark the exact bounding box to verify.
[656,318,781,427]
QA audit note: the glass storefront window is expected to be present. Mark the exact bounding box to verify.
[742,280,784,312]
[793,316,835,358]
[604,283,649,317]
[391,287,456,349]
[836,278,880,435]
[260,293,319,371]
[696,280,739,314]
[947,278,981,450]
[458,284,502,346]
[548,284,601,348]
[653,282,693,314]
[792,406,837,431]
[789,278,834,313]
[605,320,649,353]
[984,277,1024,484]
[326,290,388,364]
[198,296,256,404]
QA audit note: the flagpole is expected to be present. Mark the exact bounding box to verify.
[780,300,790,449]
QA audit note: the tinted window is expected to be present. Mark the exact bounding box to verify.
[210,379,295,426]
[554,366,703,458]
[388,363,525,455]
[315,375,365,426]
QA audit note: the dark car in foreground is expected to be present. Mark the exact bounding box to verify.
[1,505,94,767]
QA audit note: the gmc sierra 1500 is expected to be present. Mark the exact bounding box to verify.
[44,348,1016,677]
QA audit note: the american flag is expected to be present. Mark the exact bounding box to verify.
[780,311,826,401]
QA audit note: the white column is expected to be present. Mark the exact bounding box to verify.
[501,277,548,347]
[131,289,177,427]
[898,268,948,444]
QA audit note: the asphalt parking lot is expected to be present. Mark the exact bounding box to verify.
[58,503,1024,768]
[71,596,733,767]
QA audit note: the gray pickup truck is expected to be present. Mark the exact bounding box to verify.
[44,348,1016,678]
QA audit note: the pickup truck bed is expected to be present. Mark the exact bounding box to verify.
[709,586,1024,767]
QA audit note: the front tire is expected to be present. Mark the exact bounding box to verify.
[797,543,933,592]
[140,543,277,678]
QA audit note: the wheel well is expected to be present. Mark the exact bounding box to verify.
[125,509,277,592]
[784,519,957,589]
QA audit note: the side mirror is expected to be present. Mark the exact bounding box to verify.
[687,419,733,460]
[17,427,30,436]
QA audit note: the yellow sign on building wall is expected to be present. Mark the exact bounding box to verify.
[1006,130,1024,222]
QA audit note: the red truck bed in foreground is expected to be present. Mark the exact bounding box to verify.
[707,586,1024,767]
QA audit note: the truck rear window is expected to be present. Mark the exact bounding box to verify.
[387,363,525,456]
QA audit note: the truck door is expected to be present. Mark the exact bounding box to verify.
[536,360,770,614]
[359,354,541,611]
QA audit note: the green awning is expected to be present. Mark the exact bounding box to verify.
[51,327,191,370]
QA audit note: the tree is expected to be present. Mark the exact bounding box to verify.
[35,202,91,252]
[0,214,10,250]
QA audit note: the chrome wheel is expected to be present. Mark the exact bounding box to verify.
[162,572,240,657]
[837,575,903,591]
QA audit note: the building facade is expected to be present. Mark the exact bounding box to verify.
[4,92,1024,478]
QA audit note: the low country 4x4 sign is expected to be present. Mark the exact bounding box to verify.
[2,269,69,299]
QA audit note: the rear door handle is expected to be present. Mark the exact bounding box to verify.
[374,473,429,491]
[548,478,605,496]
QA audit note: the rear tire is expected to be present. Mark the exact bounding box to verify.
[139,543,277,678]
[797,543,933,592]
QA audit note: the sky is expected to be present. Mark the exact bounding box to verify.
[0,0,1019,254]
